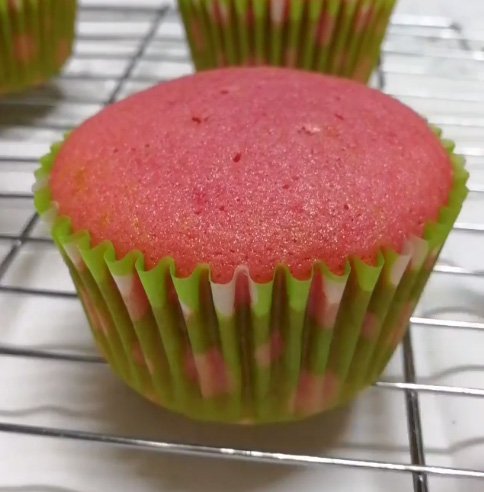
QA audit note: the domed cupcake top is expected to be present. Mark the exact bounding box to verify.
[51,67,453,282]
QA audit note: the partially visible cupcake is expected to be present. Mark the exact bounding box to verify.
[35,68,467,423]
[178,0,396,82]
[0,0,77,96]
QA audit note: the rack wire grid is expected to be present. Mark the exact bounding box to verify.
[0,1,483,491]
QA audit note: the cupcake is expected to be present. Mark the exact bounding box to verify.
[34,67,467,423]
[178,0,396,82]
[0,0,77,96]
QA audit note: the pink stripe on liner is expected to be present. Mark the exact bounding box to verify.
[361,312,380,341]
[78,285,110,337]
[270,0,287,25]
[255,330,284,367]
[213,0,230,26]
[316,9,337,47]
[14,34,37,64]
[293,370,341,416]
[7,0,21,12]
[354,4,374,34]
[186,347,233,398]
[112,272,150,322]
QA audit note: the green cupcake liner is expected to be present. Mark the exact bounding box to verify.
[33,129,468,424]
[178,0,396,82]
[0,0,77,96]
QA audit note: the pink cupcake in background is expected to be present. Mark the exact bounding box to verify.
[35,67,467,423]
[0,0,77,95]
[178,0,397,82]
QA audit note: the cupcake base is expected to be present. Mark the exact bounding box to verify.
[0,0,77,96]
[34,131,468,424]
[178,0,397,83]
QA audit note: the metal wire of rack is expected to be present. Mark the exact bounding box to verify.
[0,2,483,491]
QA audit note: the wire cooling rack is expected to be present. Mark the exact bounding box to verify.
[0,2,483,491]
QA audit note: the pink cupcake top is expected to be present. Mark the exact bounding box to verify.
[51,67,453,283]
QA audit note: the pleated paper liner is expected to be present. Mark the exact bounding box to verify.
[0,0,77,96]
[34,130,468,424]
[178,0,396,82]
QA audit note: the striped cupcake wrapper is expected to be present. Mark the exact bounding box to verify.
[178,0,396,82]
[33,129,468,424]
[0,0,77,96]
